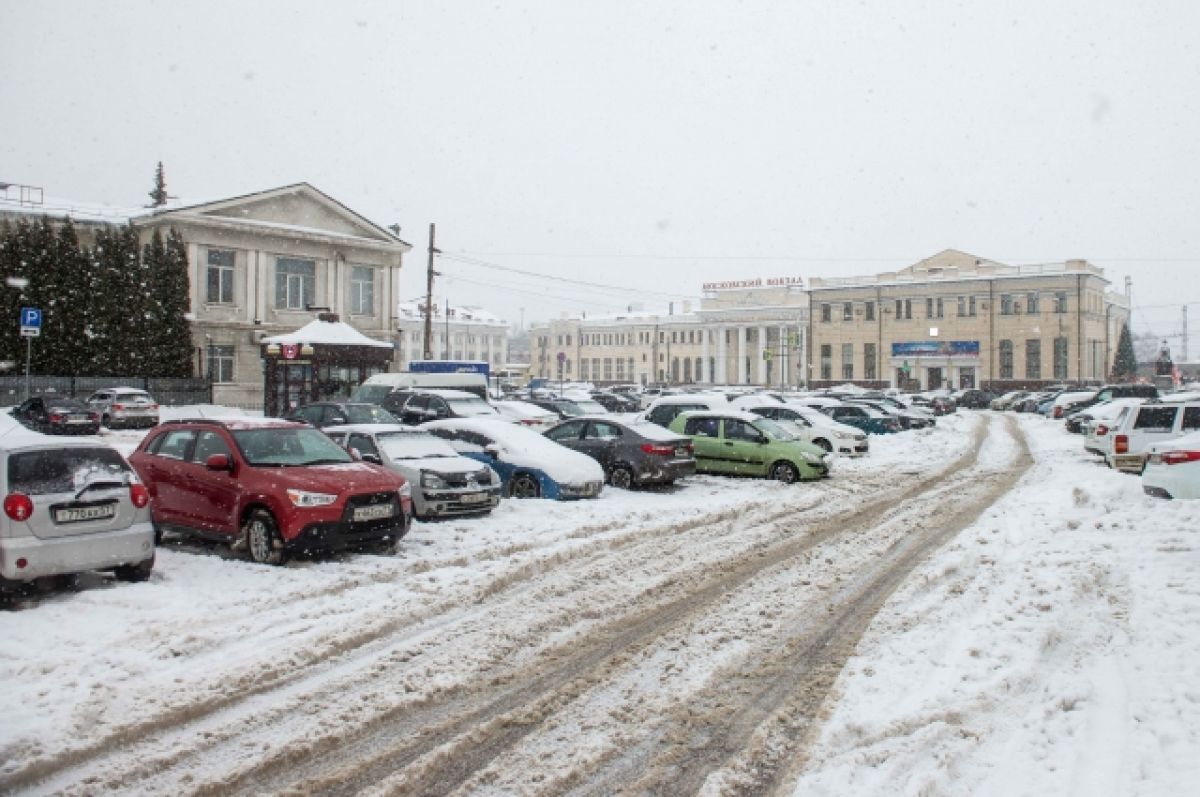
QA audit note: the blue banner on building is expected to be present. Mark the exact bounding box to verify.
[891,341,980,357]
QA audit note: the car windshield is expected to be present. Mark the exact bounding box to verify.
[573,400,609,415]
[45,398,89,412]
[232,427,353,466]
[349,384,393,404]
[376,432,459,460]
[446,396,498,415]
[8,447,130,496]
[343,405,399,424]
[752,418,797,441]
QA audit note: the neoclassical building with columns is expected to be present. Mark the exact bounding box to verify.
[530,250,1131,390]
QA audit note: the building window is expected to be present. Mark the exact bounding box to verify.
[821,304,831,323]
[843,302,853,321]
[350,266,374,315]
[1055,292,1068,313]
[957,296,966,317]
[841,343,854,380]
[1027,292,1040,314]
[206,249,235,304]
[936,298,944,318]
[616,357,625,379]
[1000,294,1013,315]
[603,358,613,381]
[209,345,234,383]
[903,299,912,319]
[1026,339,1041,379]
[865,301,875,321]
[999,339,1013,378]
[864,343,876,380]
[275,258,316,310]
[580,360,589,380]
[926,298,933,318]
[968,296,976,316]
[820,344,832,380]
[1054,337,1069,379]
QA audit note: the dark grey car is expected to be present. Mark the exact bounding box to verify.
[543,417,696,489]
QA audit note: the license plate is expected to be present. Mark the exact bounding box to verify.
[68,415,92,423]
[675,447,690,457]
[55,504,117,523]
[459,492,489,504]
[353,503,395,522]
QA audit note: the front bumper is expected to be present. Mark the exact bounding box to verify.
[557,480,604,500]
[1112,454,1146,474]
[0,520,155,581]
[417,486,502,518]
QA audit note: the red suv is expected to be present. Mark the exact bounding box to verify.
[129,418,412,564]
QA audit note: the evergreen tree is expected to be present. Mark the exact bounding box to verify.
[38,218,90,374]
[0,219,32,375]
[1112,322,1137,381]
[86,225,143,375]
[142,228,193,376]
[148,161,169,207]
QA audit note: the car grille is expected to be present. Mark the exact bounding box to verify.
[559,481,602,498]
[441,469,493,488]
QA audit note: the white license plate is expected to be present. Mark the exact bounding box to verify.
[68,415,92,423]
[55,504,116,523]
[459,492,489,504]
[353,503,395,522]
[675,447,690,457]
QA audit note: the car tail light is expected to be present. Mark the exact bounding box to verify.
[89,412,100,421]
[114,403,126,410]
[1096,424,1108,437]
[641,443,675,456]
[49,412,65,423]
[1161,450,1200,465]
[4,493,34,521]
[130,484,150,508]
[148,403,159,411]
[1115,434,1129,454]
[1053,406,1063,419]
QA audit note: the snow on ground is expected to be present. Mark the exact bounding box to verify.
[791,413,1200,796]
[1,408,1197,795]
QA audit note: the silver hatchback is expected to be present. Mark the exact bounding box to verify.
[0,434,156,590]
[85,387,160,429]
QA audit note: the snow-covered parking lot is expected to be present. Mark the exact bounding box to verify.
[1,411,1197,795]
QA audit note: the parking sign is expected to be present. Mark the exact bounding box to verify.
[19,307,41,337]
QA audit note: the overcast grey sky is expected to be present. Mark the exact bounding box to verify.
[3,1,1198,356]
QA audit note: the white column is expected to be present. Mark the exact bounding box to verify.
[737,326,748,385]
[757,325,768,384]
[717,327,727,384]
[797,322,806,387]
[700,329,710,383]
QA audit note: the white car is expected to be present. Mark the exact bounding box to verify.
[731,397,868,456]
[1106,400,1200,473]
[1142,431,1200,499]
[424,417,605,500]
[493,399,560,430]
[1081,398,1147,456]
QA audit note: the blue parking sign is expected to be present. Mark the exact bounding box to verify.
[20,307,41,329]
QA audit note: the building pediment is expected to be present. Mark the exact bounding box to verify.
[141,183,410,250]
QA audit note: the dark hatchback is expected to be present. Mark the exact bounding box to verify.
[11,396,101,435]
[284,402,400,428]
[543,416,695,489]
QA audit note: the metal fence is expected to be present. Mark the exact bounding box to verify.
[0,376,212,407]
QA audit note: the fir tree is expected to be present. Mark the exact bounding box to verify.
[148,161,168,207]
[142,228,193,376]
[1112,322,1137,381]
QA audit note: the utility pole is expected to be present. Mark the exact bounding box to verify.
[422,223,438,360]
[1184,305,1189,364]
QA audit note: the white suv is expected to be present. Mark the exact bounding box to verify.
[1107,400,1200,473]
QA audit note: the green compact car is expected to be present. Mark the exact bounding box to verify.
[668,410,831,483]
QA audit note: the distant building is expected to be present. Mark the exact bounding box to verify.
[395,301,509,371]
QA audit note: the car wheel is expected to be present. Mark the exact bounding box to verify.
[115,554,155,582]
[770,461,800,484]
[153,521,163,545]
[813,438,833,453]
[609,464,635,490]
[244,510,288,566]
[101,414,112,428]
[509,473,541,499]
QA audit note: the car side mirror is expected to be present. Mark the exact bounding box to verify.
[205,453,232,472]
[330,415,347,425]
[362,453,382,465]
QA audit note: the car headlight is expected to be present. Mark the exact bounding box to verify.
[421,471,448,489]
[399,481,412,499]
[479,468,498,485]
[801,452,822,464]
[286,489,337,507]
[834,430,853,439]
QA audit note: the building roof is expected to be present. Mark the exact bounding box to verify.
[262,318,392,348]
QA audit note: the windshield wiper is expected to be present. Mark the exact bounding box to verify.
[75,477,129,500]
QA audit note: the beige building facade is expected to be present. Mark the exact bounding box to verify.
[809,250,1130,390]
[394,301,509,371]
[531,250,1130,391]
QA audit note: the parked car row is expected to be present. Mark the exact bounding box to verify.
[9,388,161,435]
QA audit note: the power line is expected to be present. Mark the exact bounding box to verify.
[439,252,699,301]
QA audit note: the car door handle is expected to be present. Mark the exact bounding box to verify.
[724,441,735,446]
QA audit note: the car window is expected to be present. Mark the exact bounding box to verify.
[192,430,232,462]
[408,396,429,412]
[1182,406,1200,432]
[684,417,720,437]
[325,431,347,446]
[8,447,130,496]
[1133,406,1178,431]
[546,421,586,442]
[347,433,380,459]
[156,429,197,460]
[231,427,353,466]
[586,422,622,440]
[724,419,764,442]
[293,405,322,424]
[344,405,398,424]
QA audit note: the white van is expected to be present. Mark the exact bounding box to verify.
[1107,400,1200,473]
[351,372,490,403]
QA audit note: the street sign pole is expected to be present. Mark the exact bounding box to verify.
[18,307,42,400]
[24,335,31,401]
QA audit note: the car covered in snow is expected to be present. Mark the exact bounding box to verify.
[1,431,155,590]
[424,417,604,500]
[323,424,501,519]
[129,418,412,564]
[730,397,868,456]
[85,387,160,429]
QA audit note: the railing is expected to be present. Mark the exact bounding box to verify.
[0,376,213,407]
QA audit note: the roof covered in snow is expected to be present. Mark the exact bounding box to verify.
[261,319,392,348]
